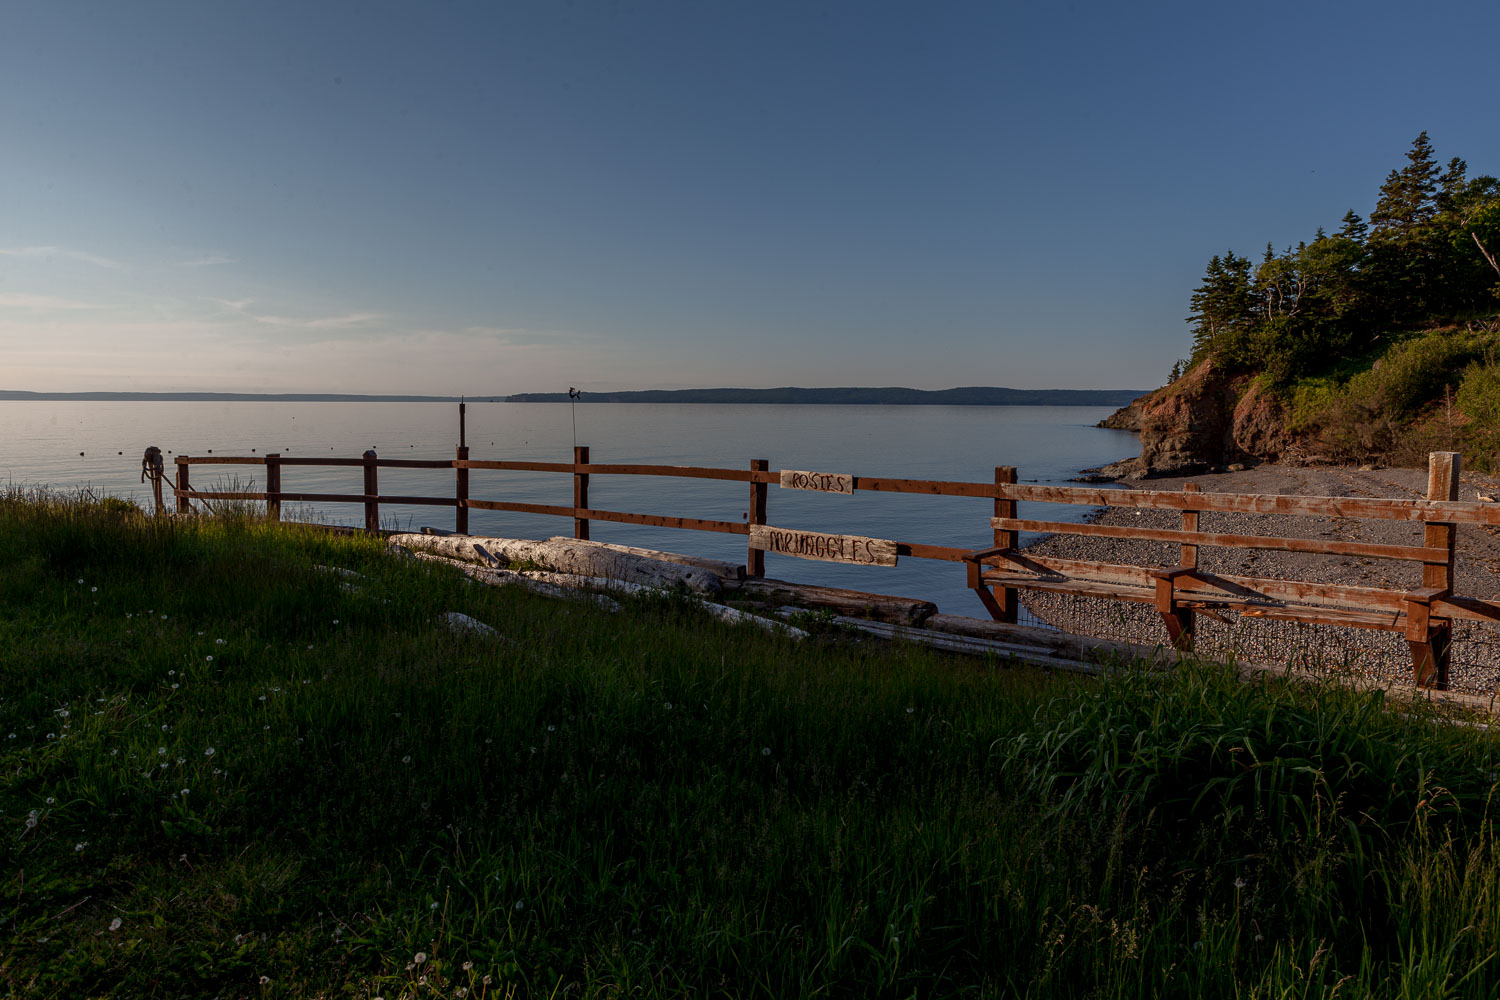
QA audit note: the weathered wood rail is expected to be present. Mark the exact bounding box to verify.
[157,445,1500,691]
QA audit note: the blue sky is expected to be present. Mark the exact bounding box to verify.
[2,1,1498,394]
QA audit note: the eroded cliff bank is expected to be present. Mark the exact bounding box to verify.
[1094,357,1296,478]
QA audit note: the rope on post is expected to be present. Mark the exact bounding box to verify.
[140,446,167,515]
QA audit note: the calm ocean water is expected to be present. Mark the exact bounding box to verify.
[0,401,1139,613]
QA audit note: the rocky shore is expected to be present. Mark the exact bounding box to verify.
[1020,463,1500,695]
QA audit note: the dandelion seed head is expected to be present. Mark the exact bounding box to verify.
[762,747,771,756]
[109,917,122,931]
[205,747,215,756]
[414,951,428,964]
[75,842,87,851]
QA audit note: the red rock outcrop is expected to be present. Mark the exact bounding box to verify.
[1095,357,1293,476]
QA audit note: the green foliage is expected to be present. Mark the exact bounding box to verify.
[7,496,1500,997]
[1187,133,1500,400]
[1457,359,1500,468]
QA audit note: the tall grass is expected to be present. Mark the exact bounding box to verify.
[3,489,1500,998]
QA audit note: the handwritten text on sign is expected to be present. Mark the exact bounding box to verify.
[748,524,898,567]
[779,470,855,494]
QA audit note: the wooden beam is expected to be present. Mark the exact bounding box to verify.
[991,466,1018,623]
[1421,452,1459,689]
[992,517,1447,563]
[1001,483,1500,524]
[455,445,469,535]
[749,459,769,577]
[363,450,379,534]
[573,446,590,541]
[265,453,281,522]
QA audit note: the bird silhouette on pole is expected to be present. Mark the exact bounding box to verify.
[568,387,581,449]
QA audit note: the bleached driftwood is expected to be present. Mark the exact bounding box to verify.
[409,551,802,638]
[544,537,745,581]
[387,533,722,594]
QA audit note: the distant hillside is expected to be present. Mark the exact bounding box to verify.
[0,391,473,402]
[505,386,1144,406]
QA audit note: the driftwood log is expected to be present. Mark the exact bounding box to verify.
[410,551,803,638]
[728,578,937,626]
[544,537,746,581]
[387,533,722,595]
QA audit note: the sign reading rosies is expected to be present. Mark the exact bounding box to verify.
[748,524,898,567]
[779,470,855,495]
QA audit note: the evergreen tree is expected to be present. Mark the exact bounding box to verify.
[1338,210,1368,244]
[1187,251,1254,358]
[1370,131,1440,241]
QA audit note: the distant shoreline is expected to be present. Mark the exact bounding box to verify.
[2,386,1144,406]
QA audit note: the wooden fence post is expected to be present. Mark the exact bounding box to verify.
[455,446,469,535]
[573,446,590,540]
[265,453,281,522]
[749,459,769,577]
[1413,451,1459,688]
[176,458,191,515]
[363,450,379,534]
[1171,481,1201,648]
[991,466,1018,623]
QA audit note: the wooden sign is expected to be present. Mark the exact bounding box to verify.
[749,524,898,566]
[780,470,855,495]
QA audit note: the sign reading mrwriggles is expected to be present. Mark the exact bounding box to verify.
[779,470,855,494]
[748,524,898,567]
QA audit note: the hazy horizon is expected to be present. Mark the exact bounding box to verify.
[3,2,1497,396]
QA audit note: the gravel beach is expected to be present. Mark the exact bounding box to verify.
[1020,463,1500,694]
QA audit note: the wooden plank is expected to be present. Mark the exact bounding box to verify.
[979,572,1157,603]
[176,456,266,465]
[748,524,898,566]
[260,492,372,504]
[374,495,460,506]
[1002,483,1500,525]
[179,490,266,501]
[279,457,369,467]
[1242,605,1403,631]
[458,459,753,481]
[374,458,456,469]
[780,470,854,494]
[894,541,973,563]
[464,499,749,535]
[851,477,997,498]
[992,517,1447,563]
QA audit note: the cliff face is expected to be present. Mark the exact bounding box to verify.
[1096,358,1293,476]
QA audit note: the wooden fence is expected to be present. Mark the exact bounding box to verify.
[158,446,1500,691]
[162,446,1004,579]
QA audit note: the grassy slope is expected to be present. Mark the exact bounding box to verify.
[4,493,1500,999]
